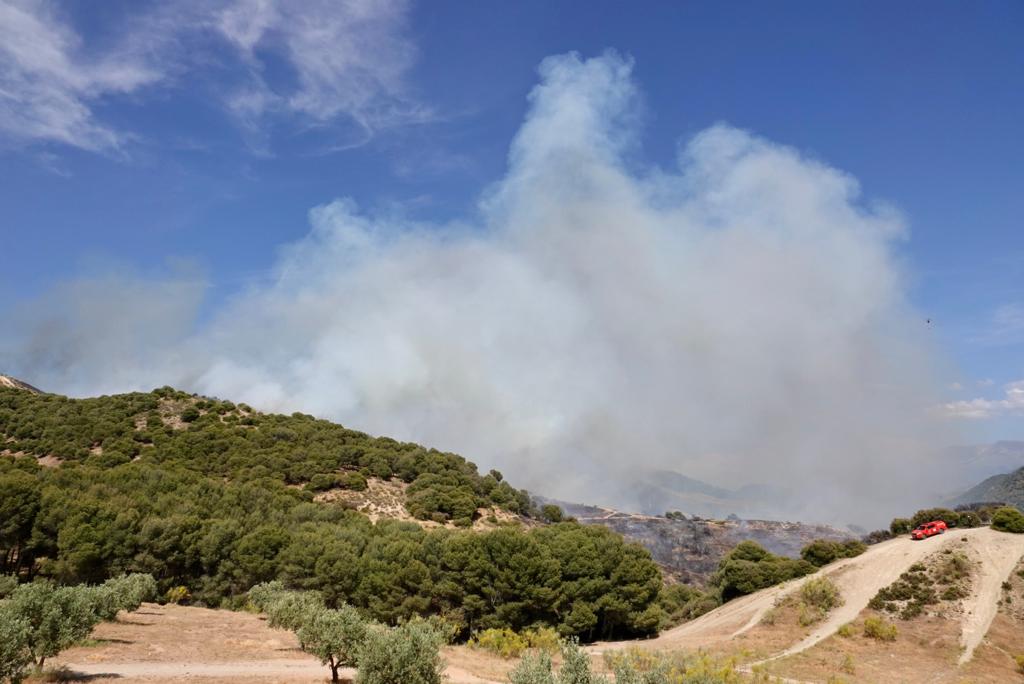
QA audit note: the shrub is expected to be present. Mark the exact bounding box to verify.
[164,586,191,605]
[1015,653,1024,674]
[889,518,912,535]
[471,628,529,659]
[910,508,960,528]
[801,539,867,567]
[863,616,898,641]
[991,507,1024,534]
[247,580,286,611]
[306,474,340,492]
[356,620,445,684]
[711,541,816,600]
[298,604,368,682]
[863,529,892,545]
[525,627,560,653]
[541,505,564,524]
[0,575,18,599]
[836,622,855,638]
[508,650,555,684]
[957,511,982,528]
[801,577,843,612]
[0,608,32,684]
[801,540,841,567]
[340,471,368,491]
[555,638,602,684]
[265,590,324,633]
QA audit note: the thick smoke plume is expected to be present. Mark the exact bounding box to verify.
[3,53,956,523]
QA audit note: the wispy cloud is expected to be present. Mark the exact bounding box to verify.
[0,0,162,151]
[945,379,1024,419]
[0,0,423,152]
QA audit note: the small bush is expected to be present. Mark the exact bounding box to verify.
[863,616,898,641]
[470,628,528,658]
[941,584,968,601]
[836,622,855,638]
[910,508,961,528]
[164,586,191,605]
[306,474,340,492]
[992,507,1024,534]
[840,653,855,674]
[525,627,560,653]
[889,518,912,535]
[507,650,555,684]
[0,575,18,599]
[1015,653,1024,674]
[801,577,843,612]
[340,471,368,491]
[863,529,892,545]
[957,511,982,528]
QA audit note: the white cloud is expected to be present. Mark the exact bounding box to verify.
[0,0,161,150]
[2,52,955,523]
[945,380,1024,419]
[0,0,421,151]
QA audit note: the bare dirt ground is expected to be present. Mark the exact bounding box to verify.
[48,603,507,684]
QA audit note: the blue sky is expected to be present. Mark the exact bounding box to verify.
[1,0,1023,450]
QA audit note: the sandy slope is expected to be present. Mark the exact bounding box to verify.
[598,526,1024,670]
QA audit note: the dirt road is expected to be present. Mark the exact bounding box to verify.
[53,603,505,683]
[598,526,1024,670]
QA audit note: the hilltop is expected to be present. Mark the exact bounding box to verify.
[0,374,42,393]
[0,385,663,641]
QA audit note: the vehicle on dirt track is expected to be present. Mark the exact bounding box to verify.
[911,520,948,540]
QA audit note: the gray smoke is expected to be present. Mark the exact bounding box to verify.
[2,52,958,524]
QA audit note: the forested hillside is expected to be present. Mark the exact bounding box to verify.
[0,386,662,640]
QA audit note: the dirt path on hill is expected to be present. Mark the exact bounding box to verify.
[956,527,1024,664]
[596,526,1022,667]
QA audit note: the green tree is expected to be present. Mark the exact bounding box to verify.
[356,620,445,684]
[0,608,33,684]
[0,471,40,574]
[5,582,101,670]
[991,506,1024,533]
[297,605,368,682]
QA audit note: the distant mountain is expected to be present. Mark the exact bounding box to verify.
[0,374,42,393]
[621,468,797,521]
[952,466,1024,509]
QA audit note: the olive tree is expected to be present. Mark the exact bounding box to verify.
[297,604,368,682]
[5,582,101,670]
[356,620,445,684]
[0,608,33,684]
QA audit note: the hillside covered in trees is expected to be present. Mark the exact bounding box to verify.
[0,386,663,641]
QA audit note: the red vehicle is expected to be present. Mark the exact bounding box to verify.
[911,520,948,540]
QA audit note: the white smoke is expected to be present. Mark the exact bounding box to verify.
[2,52,957,523]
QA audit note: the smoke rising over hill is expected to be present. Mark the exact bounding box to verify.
[2,52,956,523]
